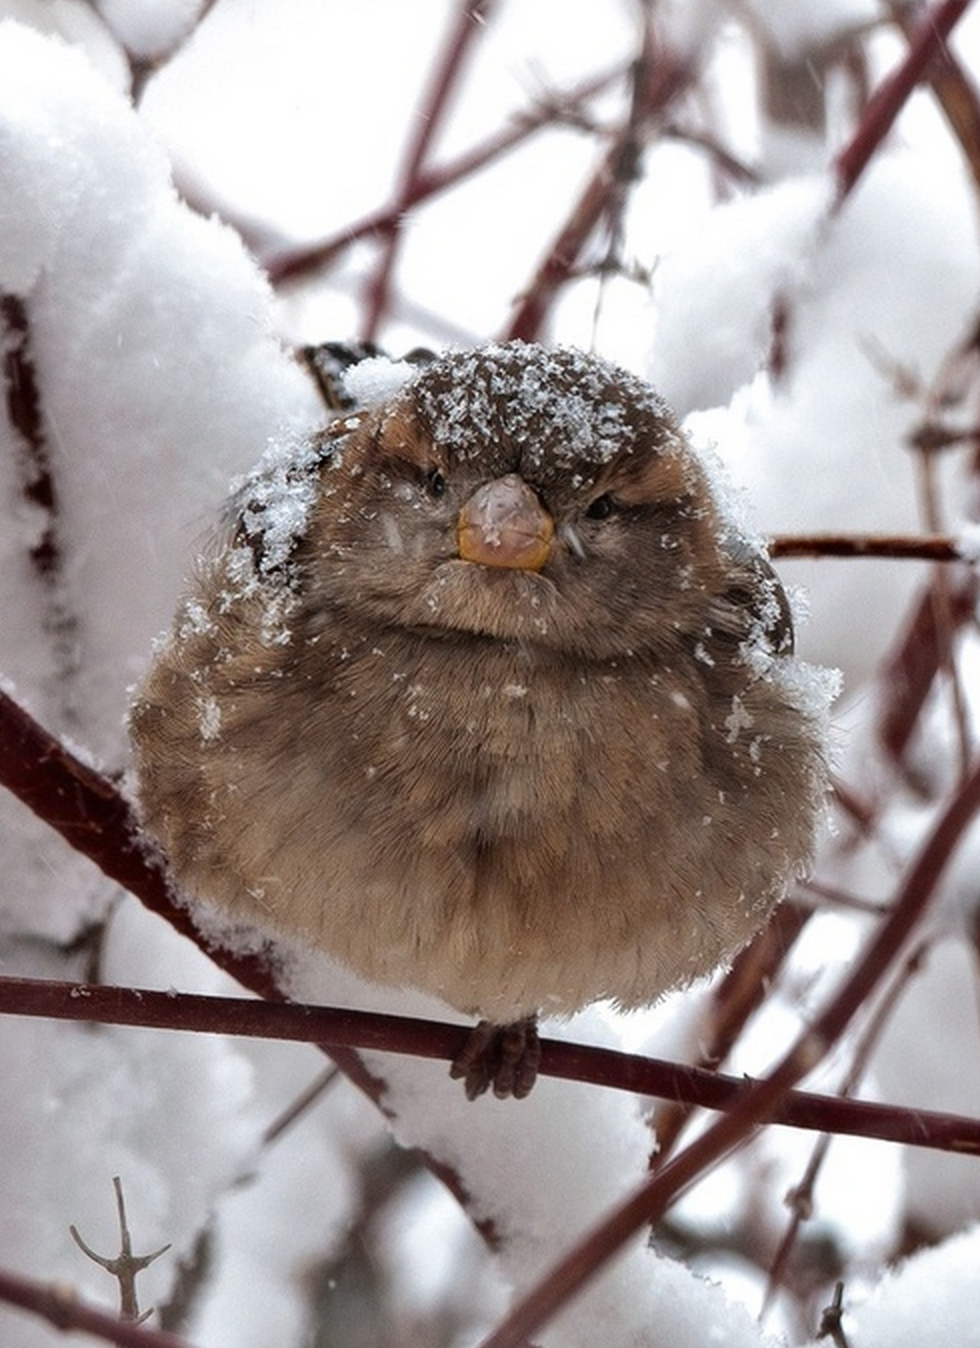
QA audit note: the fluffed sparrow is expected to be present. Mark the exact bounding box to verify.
[130,342,828,1098]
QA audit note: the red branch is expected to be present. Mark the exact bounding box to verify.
[0,687,247,975]
[1,973,977,1157]
[504,42,694,342]
[769,531,965,561]
[475,751,980,1348]
[890,0,980,193]
[834,0,974,203]
[4,688,979,1156]
[360,0,498,340]
[0,685,387,1104]
[263,64,622,285]
[0,1266,195,1348]
[876,569,980,762]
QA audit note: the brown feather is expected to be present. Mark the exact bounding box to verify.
[130,342,828,1027]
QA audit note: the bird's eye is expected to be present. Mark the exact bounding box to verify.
[585,493,616,520]
[424,469,448,500]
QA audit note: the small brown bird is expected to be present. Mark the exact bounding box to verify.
[130,342,827,1098]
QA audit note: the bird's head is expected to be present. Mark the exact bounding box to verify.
[238,342,790,664]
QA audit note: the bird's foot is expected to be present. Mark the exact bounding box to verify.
[450,1015,541,1100]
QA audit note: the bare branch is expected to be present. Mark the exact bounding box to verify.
[0,1265,195,1348]
[70,1177,171,1325]
[1,973,978,1158]
[264,63,623,286]
[770,532,966,561]
[360,0,498,340]
[834,0,974,205]
[504,38,695,341]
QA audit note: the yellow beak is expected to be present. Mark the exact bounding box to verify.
[457,474,554,572]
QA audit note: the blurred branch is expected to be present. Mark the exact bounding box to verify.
[505,34,695,341]
[877,569,980,764]
[2,972,979,1157]
[475,748,980,1348]
[361,0,498,340]
[1,294,43,453]
[817,1282,851,1348]
[651,899,813,1167]
[761,941,929,1314]
[1,294,78,714]
[887,0,980,194]
[661,122,762,186]
[770,531,967,561]
[264,63,623,285]
[0,1265,195,1348]
[126,1,221,103]
[834,0,974,205]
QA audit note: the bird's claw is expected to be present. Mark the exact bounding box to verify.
[450,1016,541,1100]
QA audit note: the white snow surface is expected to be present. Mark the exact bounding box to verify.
[841,1223,980,1348]
[1,6,979,1348]
[95,0,202,60]
[342,355,419,409]
[659,151,978,686]
[0,0,127,86]
[286,953,784,1348]
[0,23,326,1346]
[0,19,318,942]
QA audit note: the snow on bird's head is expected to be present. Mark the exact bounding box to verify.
[406,341,675,475]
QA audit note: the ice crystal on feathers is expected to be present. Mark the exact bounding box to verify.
[226,432,330,587]
[178,597,216,641]
[412,342,672,479]
[197,694,222,742]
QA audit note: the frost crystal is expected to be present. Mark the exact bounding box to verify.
[197,695,222,742]
[178,597,216,641]
[411,341,671,474]
[228,432,327,583]
[724,695,755,742]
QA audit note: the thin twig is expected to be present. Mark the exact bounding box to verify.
[1,294,79,721]
[70,1178,171,1325]
[651,900,813,1167]
[761,943,929,1315]
[126,0,221,102]
[886,0,980,194]
[264,64,623,284]
[877,570,980,764]
[504,41,694,341]
[590,21,658,342]
[261,1066,341,1146]
[817,1281,852,1348]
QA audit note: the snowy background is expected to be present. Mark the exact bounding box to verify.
[2,1,980,1345]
